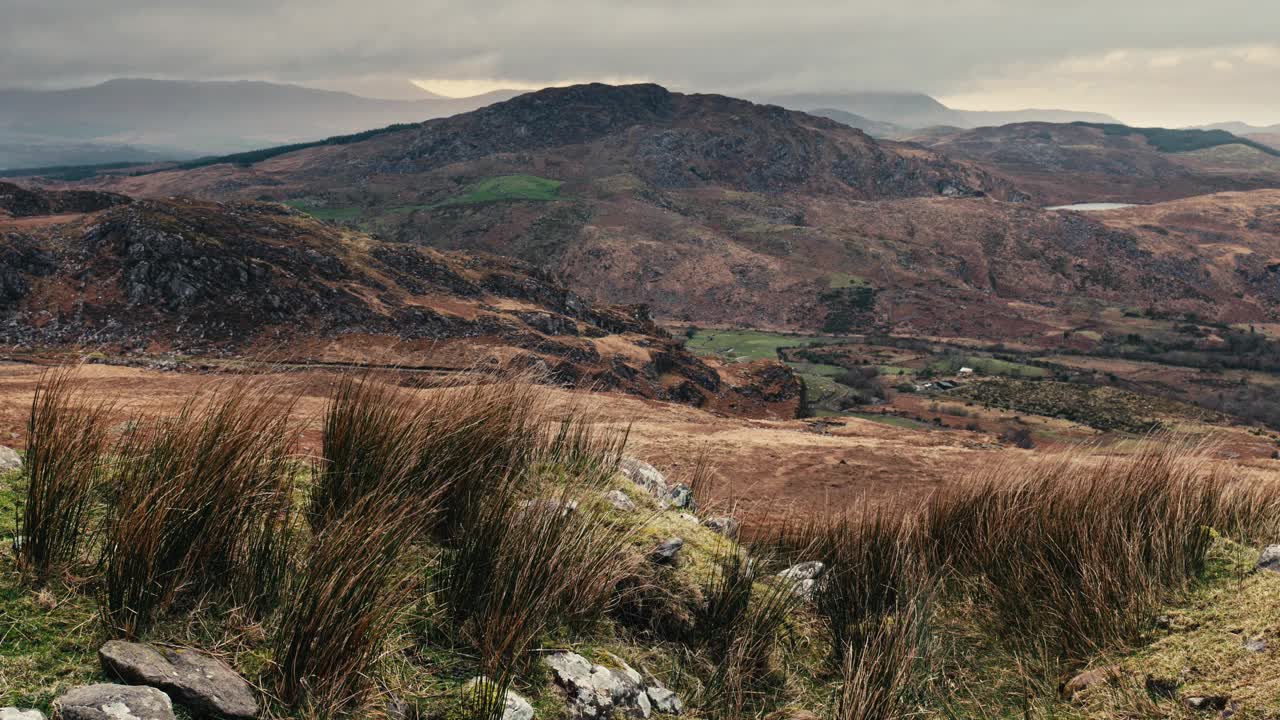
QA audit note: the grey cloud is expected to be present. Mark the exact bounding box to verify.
[2,0,1278,123]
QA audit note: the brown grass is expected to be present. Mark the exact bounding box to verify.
[15,367,111,584]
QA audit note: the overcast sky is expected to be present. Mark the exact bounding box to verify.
[3,0,1278,127]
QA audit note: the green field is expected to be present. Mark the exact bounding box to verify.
[683,329,851,362]
[437,175,564,207]
[929,355,1048,378]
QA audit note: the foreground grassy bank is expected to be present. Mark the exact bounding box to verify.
[1,368,1279,719]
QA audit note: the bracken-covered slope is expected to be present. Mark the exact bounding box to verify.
[0,194,801,417]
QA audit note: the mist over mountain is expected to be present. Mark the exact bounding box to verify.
[0,78,520,169]
[757,91,1119,129]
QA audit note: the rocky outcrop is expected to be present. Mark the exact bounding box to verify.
[544,651,681,719]
[53,684,175,720]
[0,182,130,218]
[99,640,258,719]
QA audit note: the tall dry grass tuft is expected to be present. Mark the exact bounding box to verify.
[830,592,932,720]
[436,483,637,674]
[99,381,299,638]
[310,370,556,537]
[309,374,431,530]
[693,545,803,717]
[924,436,1238,658]
[273,491,429,714]
[786,510,936,720]
[16,367,111,584]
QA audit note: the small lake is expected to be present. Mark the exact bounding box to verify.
[1045,202,1138,212]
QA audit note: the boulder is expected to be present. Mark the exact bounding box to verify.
[778,561,824,583]
[702,517,739,538]
[666,484,694,510]
[543,652,652,720]
[99,640,258,719]
[0,710,45,720]
[620,458,668,498]
[1256,545,1280,574]
[54,684,175,720]
[463,678,534,720]
[0,446,20,474]
[603,490,637,512]
[778,561,825,599]
[651,537,684,565]
[646,684,683,715]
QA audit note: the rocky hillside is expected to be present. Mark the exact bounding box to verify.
[0,196,801,417]
[0,181,131,217]
[48,85,1280,339]
[916,122,1280,204]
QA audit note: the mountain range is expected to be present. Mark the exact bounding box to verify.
[0,78,519,170]
[2,79,1136,170]
[45,83,1278,342]
[755,91,1119,130]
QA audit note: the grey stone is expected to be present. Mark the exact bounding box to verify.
[1183,696,1229,712]
[1244,636,1267,653]
[702,517,739,538]
[543,652,652,720]
[463,678,533,720]
[651,537,684,565]
[1256,545,1280,574]
[99,640,257,719]
[54,684,175,720]
[620,458,668,498]
[779,561,824,599]
[0,446,21,474]
[646,685,683,715]
[603,490,637,512]
[0,709,45,720]
[666,484,694,510]
[778,561,824,582]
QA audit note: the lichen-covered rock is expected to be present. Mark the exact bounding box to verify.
[778,561,824,599]
[620,458,668,498]
[463,677,534,720]
[0,709,45,720]
[646,684,683,715]
[0,446,21,474]
[603,490,637,512]
[54,684,175,720]
[543,651,652,719]
[99,640,257,719]
[666,484,694,510]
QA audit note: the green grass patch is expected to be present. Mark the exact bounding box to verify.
[684,329,849,363]
[437,175,564,207]
[826,273,872,290]
[929,355,1048,378]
